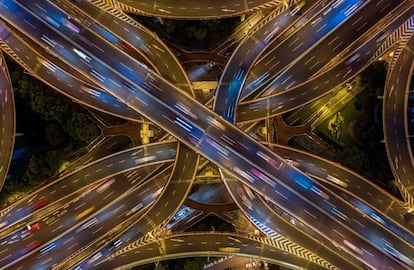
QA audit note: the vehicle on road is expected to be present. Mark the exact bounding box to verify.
[87,252,102,265]
[22,240,42,254]
[33,198,47,209]
[326,174,348,188]
[345,53,360,65]
[121,41,133,51]
[290,1,306,16]
[96,178,115,193]
[27,222,41,233]
[218,247,240,253]
[75,206,95,221]
[343,239,363,255]
[0,221,8,229]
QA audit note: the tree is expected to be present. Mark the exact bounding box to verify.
[183,258,206,270]
[154,262,168,270]
[134,16,241,50]
[359,60,387,90]
[10,62,99,145]
[132,263,155,270]
[45,122,67,148]
[192,27,208,41]
[63,113,100,144]
[23,155,51,185]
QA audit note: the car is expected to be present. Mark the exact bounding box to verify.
[235,68,246,80]
[22,240,42,254]
[250,167,276,187]
[345,53,360,65]
[73,48,91,62]
[326,174,348,188]
[75,206,95,221]
[237,188,253,210]
[221,134,248,151]
[332,0,344,8]
[62,17,80,33]
[125,203,143,217]
[112,239,123,248]
[121,41,133,51]
[343,239,363,255]
[33,198,47,209]
[0,221,8,229]
[344,2,361,17]
[310,185,330,200]
[218,247,240,253]
[40,242,56,254]
[233,166,255,183]
[87,252,102,265]
[96,178,115,193]
[27,222,41,233]
[77,217,98,232]
[256,150,281,169]
[376,31,389,42]
[285,158,300,167]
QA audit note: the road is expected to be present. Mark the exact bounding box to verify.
[95,232,330,270]
[0,141,177,232]
[115,0,283,19]
[50,0,193,96]
[265,143,414,241]
[383,33,414,207]
[236,2,414,122]
[0,0,413,269]
[0,51,15,192]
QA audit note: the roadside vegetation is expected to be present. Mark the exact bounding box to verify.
[133,216,235,270]
[316,61,399,196]
[132,16,241,50]
[133,257,208,270]
[0,57,100,207]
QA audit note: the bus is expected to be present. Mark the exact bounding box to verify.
[75,206,95,221]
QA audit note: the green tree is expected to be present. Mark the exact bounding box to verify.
[63,113,100,144]
[28,85,71,123]
[155,262,168,270]
[183,258,206,270]
[23,155,51,185]
[337,145,369,173]
[21,150,69,187]
[132,263,155,270]
[134,16,241,50]
[193,27,208,40]
[45,122,67,148]
[10,62,99,146]
[359,60,387,90]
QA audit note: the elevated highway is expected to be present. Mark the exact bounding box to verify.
[96,232,335,270]
[0,0,412,265]
[235,2,414,122]
[0,142,177,232]
[383,33,414,209]
[1,0,413,268]
[112,0,287,20]
[0,51,15,192]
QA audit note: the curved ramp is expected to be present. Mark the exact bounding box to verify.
[0,51,15,192]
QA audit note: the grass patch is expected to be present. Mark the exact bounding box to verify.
[316,80,394,188]
[317,87,368,148]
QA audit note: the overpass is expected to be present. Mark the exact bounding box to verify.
[0,1,412,268]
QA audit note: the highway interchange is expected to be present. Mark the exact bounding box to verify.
[0,52,14,192]
[0,0,413,269]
